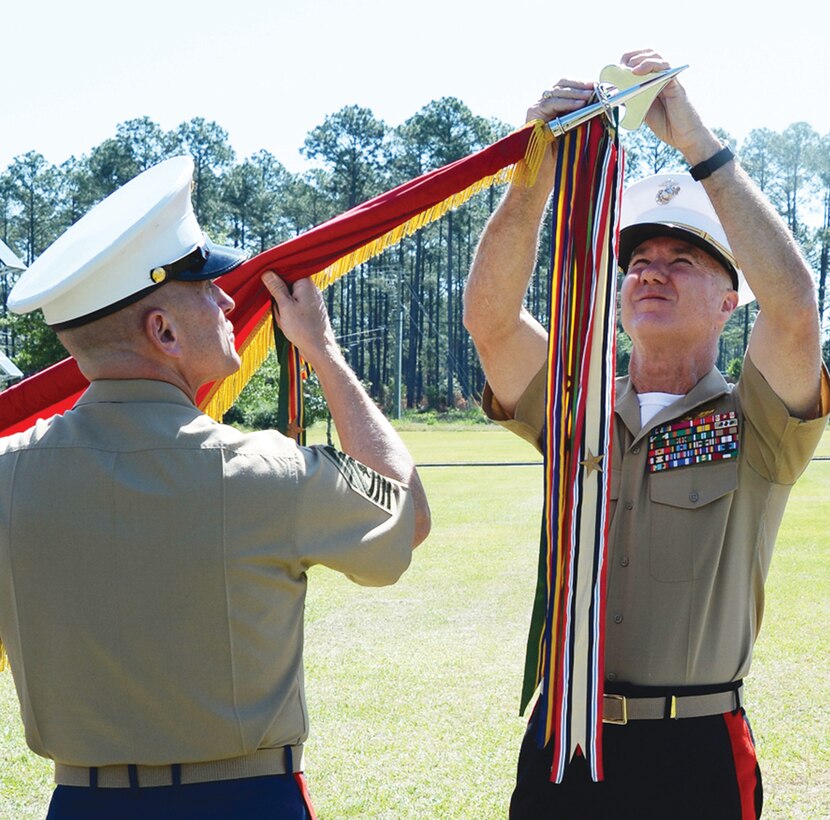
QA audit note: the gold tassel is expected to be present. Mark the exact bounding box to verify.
[0,639,7,672]
[201,120,553,421]
[513,119,555,188]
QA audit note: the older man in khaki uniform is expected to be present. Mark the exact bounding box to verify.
[464,50,829,819]
[0,156,430,818]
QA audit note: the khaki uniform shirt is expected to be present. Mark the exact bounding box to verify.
[0,379,414,767]
[485,356,829,687]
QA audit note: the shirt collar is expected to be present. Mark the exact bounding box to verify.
[75,379,196,408]
[617,368,731,443]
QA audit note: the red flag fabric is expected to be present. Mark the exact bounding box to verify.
[0,121,549,435]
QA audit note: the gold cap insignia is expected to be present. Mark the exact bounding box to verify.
[150,267,168,284]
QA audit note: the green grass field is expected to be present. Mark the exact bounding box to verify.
[1,426,827,818]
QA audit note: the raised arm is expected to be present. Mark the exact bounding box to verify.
[262,273,431,547]
[625,49,823,419]
[463,83,594,417]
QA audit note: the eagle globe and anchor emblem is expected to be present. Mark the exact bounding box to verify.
[655,178,681,205]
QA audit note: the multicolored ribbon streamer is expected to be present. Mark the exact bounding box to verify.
[272,315,308,445]
[520,117,623,782]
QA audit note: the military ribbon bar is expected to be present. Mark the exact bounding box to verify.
[647,411,739,472]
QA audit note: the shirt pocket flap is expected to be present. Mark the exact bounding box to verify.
[649,461,738,510]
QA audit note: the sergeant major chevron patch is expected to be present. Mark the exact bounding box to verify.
[320,445,400,514]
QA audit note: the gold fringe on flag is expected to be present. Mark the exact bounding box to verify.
[514,118,555,188]
[312,120,552,291]
[200,311,274,421]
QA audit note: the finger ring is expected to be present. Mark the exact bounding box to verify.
[541,89,554,100]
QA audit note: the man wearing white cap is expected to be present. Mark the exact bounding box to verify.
[464,49,829,818]
[0,156,430,818]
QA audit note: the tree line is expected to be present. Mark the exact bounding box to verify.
[1,103,829,418]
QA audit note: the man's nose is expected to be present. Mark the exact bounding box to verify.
[638,261,669,284]
[215,285,235,314]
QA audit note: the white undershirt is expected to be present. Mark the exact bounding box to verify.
[637,391,684,426]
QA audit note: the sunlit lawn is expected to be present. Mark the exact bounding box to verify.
[1,426,827,818]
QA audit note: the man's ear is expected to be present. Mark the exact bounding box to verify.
[720,289,739,323]
[144,308,182,358]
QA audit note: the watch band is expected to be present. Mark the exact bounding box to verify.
[689,145,735,181]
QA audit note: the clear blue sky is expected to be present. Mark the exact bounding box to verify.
[3,0,828,174]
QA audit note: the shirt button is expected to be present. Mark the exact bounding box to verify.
[613,614,623,624]
[624,502,633,511]
[620,556,629,567]
[689,491,700,503]
[632,446,640,454]
[607,672,617,682]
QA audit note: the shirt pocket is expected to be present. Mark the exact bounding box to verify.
[648,461,738,582]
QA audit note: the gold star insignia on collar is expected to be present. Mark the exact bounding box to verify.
[580,448,605,476]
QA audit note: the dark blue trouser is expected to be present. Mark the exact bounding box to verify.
[47,773,313,819]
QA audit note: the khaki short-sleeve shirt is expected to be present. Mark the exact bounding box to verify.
[484,356,829,687]
[0,379,414,766]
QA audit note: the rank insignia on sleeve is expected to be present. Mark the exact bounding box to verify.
[320,446,400,513]
[647,411,739,473]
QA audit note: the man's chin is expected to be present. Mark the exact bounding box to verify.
[209,356,242,383]
[623,315,681,344]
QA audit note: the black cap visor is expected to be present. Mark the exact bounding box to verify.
[619,224,739,290]
[169,237,249,282]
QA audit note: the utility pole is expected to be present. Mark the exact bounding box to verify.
[0,238,27,381]
[395,265,403,420]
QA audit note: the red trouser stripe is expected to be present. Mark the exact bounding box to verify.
[722,710,758,820]
[294,772,317,820]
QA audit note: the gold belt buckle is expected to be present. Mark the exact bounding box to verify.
[603,694,628,725]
